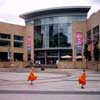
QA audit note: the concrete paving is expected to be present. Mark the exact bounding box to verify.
[0,69,100,100]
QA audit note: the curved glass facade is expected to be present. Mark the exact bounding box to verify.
[23,7,89,64]
[32,15,86,64]
[34,17,72,48]
[29,15,86,49]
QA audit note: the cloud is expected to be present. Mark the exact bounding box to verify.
[91,0,100,4]
[0,0,99,25]
[0,0,6,7]
[0,13,25,25]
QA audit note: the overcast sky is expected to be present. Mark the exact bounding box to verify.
[0,0,100,25]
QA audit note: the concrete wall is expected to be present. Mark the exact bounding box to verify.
[26,25,34,62]
[87,10,100,30]
[57,60,86,69]
[0,22,26,68]
[72,21,87,60]
[87,10,100,50]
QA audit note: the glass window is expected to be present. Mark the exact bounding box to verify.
[14,53,23,61]
[14,42,23,48]
[14,35,24,41]
[0,40,10,46]
[93,25,99,45]
[87,30,92,44]
[34,26,43,48]
[34,15,85,49]
[60,49,72,56]
[47,50,58,56]
[0,52,8,61]
[0,33,10,39]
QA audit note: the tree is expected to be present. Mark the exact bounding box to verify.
[84,44,90,69]
[93,44,100,71]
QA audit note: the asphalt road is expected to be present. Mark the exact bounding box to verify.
[0,94,100,100]
[0,70,100,100]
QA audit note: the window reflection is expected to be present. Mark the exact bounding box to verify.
[31,14,86,64]
[33,15,86,49]
[34,20,72,48]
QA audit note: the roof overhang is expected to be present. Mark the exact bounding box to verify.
[20,6,91,19]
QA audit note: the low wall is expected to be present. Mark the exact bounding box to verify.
[0,61,25,68]
[0,61,100,71]
[87,61,100,71]
[57,60,100,70]
[57,61,75,69]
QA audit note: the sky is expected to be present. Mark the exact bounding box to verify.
[0,0,100,25]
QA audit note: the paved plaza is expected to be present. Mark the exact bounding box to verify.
[0,69,100,100]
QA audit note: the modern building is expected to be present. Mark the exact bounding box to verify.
[0,6,100,68]
[20,6,90,65]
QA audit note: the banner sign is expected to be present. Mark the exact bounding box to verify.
[76,32,83,54]
[27,35,31,47]
[27,35,31,53]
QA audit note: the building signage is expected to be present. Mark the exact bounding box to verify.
[76,32,83,54]
[27,35,31,53]
[27,35,31,47]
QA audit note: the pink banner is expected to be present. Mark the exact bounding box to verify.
[27,35,31,47]
[76,32,83,45]
[76,32,83,54]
